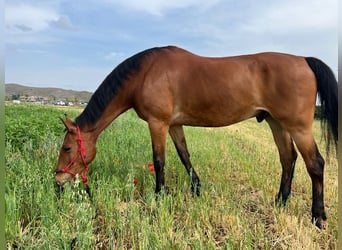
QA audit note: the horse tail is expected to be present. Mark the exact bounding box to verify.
[305,57,338,153]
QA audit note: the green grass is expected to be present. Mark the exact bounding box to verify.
[5,104,338,249]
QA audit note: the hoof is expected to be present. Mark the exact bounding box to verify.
[312,213,327,229]
[155,186,170,195]
[274,196,287,207]
[191,183,201,197]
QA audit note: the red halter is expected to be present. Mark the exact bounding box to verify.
[58,125,89,185]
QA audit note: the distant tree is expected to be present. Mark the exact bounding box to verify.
[314,106,322,120]
[11,94,20,100]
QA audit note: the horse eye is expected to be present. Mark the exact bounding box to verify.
[64,147,71,153]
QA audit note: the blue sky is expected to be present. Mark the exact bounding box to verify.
[5,0,338,92]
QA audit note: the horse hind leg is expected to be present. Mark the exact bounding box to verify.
[266,117,298,206]
[169,125,201,196]
[291,129,326,229]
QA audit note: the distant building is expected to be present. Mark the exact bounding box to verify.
[55,100,66,106]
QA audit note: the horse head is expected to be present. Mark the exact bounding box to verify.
[55,116,97,187]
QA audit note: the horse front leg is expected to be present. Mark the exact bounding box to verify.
[153,150,166,193]
[148,120,169,193]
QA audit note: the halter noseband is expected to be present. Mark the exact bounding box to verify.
[56,125,89,185]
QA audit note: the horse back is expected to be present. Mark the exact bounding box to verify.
[133,47,316,128]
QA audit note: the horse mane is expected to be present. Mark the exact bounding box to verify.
[75,46,174,128]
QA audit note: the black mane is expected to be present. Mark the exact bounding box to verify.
[75,46,170,128]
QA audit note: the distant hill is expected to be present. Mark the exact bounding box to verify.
[5,83,92,102]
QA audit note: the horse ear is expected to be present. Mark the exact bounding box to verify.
[60,116,76,133]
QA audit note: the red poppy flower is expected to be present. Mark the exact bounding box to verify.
[148,162,154,172]
[133,178,138,186]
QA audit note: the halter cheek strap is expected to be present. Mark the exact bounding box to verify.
[57,126,89,185]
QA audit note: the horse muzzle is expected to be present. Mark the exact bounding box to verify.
[54,170,74,186]
[54,170,92,200]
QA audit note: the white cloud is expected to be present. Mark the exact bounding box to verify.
[103,0,221,16]
[5,3,76,34]
[51,15,76,30]
[173,0,337,59]
[5,4,59,33]
[243,0,337,34]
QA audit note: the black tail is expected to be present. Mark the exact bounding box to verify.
[305,57,338,153]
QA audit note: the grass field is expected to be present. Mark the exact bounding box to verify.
[5,104,338,249]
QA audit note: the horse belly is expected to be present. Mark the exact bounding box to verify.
[170,102,257,127]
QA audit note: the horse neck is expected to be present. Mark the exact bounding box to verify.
[95,94,132,136]
[75,47,163,140]
[79,82,136,139]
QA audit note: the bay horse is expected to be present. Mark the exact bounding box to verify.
[55,46,337,228]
